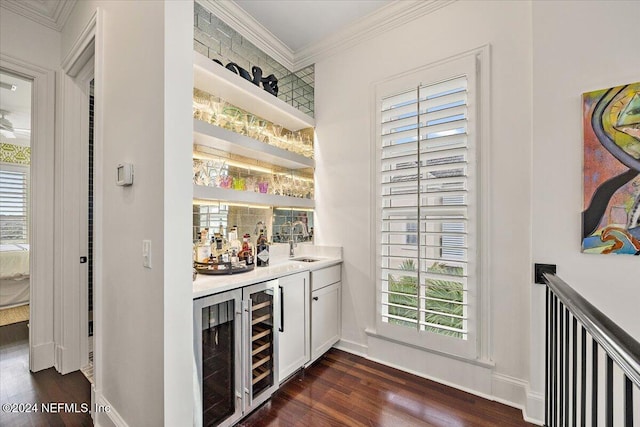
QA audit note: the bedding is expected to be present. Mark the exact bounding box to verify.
[0,244,30,308]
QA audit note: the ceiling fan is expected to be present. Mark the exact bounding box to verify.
[0,110,16,139]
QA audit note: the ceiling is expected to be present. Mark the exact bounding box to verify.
[0,72,32,147]
[233,0,392,52]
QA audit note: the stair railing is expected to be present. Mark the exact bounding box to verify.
[543,273,639,426]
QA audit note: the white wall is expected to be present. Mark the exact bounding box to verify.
[315,0,535,416]
[532,0,640,340]
[62,1,194,426]
[530,0,640,412]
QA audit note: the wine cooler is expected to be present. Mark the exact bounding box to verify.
[194,280,279,427]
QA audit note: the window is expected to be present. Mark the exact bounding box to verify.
[0,167,29,243]
[375,52,484,359]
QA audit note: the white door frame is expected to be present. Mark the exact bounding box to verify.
[55,11,98,376]
[0,54,56,373]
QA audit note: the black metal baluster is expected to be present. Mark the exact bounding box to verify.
[581,327,586,427]
[565,309,570,426]
[606,356,613,427]
[624,375,633,427]
[573,316,577,427]
[553,295,558,426]
[560,302,565,425]
[592,342,598,427]
[546,286,550,427]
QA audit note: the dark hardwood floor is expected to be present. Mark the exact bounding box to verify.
[1,323,534,426]
[241,349,535,427]
[0,321,93,427]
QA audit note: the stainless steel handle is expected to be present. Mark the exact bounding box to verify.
[235,307,243,414]
[279,286,284,333]
[242,299,250,411]
[246,297,253,409]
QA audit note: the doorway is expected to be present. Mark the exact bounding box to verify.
[0,71,32,326]
[80,79,95,384]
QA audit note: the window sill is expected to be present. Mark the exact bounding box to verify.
[364,328,495,370]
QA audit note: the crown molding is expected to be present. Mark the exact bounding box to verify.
[199,0,296,71]
[0,0,77,32]
[293,0,457,69]
[198,0,455,71]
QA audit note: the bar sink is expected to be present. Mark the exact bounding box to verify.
[289,257,321,263]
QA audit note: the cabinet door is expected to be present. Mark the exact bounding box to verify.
[242,280,278,412]
[278,272,310,383]
[311,282,341,362]
[194,289,243,427]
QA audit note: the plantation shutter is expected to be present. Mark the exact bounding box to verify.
[0,169,28,243]
[380,74,472,340]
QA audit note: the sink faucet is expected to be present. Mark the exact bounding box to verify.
[254,221,265,236]
[291,221,309,242]
[289,239,295,258]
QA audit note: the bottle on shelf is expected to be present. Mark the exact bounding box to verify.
[241,233,253,265]
[256,233,269,267]
[195,228,211,263]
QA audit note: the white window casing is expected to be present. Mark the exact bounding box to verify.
[373,48,490,362]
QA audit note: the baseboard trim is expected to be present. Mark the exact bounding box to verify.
[94,393,129,427]
[525,390,545,425]
[492,373,544,426]
[30,341,55,372]
[335,338,368,357]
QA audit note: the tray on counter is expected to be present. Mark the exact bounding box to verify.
[194,261,255,275]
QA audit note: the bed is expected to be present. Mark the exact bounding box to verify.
[0,244,30,308]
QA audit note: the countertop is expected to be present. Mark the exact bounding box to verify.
[193,253,342,299]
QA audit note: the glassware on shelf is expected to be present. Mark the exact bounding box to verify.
[257,179,269,194]
[219,175,233,189]
[193,159,210,186]
[193,91,212,122]
[270,174,282,196]
[210,98,224,125]
[193,88,315,160]
[207,158,226,187]
[232,177,246,191]
[246,176,258,192]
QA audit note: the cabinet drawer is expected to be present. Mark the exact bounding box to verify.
[311,264,341,291]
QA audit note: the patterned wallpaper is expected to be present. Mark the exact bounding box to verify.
[0,143,30,165]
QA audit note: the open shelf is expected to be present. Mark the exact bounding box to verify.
[194,51,315,131]
[194,119,314,170]
[194,185,315,210]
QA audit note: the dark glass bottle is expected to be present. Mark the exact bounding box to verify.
[256,234,269,267]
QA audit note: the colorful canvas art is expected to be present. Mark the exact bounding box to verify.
[582,82,640,255]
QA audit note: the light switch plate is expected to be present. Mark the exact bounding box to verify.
[143,240,152,268]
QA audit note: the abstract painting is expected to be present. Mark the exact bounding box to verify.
[582,82,640,255]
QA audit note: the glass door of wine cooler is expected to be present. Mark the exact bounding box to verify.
[242,280,279,412]
[194,289,243,427]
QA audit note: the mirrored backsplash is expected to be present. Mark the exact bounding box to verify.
[193,202,314,246]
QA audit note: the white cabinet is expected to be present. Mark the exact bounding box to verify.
[310,265,341,363]
[277,271,310,383]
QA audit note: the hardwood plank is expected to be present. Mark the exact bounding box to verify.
[0,322,93,427]
[241,348,534,427]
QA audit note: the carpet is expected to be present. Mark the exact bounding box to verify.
[0,304,29,327]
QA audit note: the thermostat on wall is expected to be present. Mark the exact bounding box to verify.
[116,163,134,186]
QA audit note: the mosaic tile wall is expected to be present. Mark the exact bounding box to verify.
[194,2,315,117]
